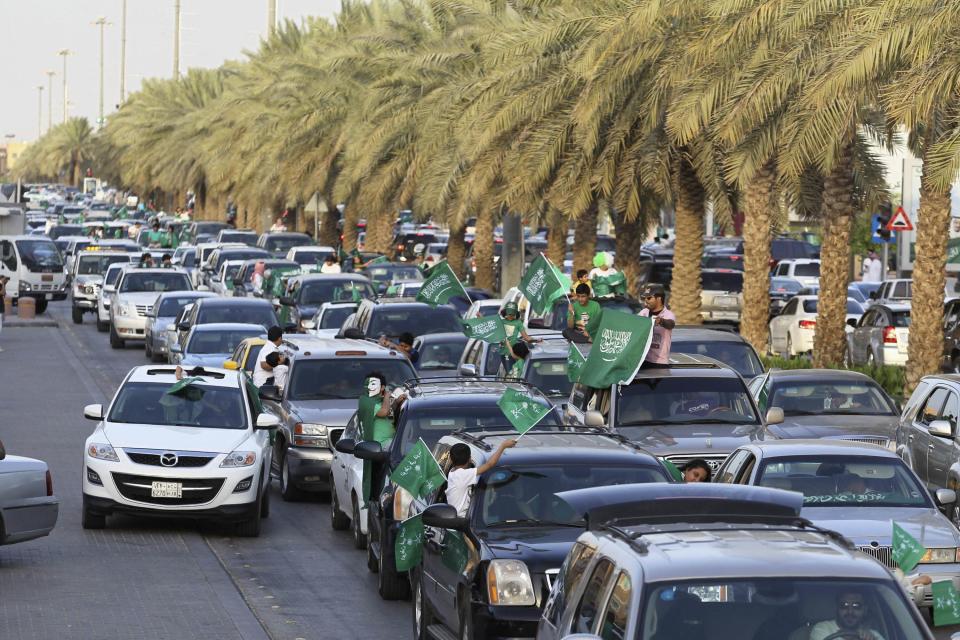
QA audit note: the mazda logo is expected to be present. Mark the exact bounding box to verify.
[160,452,179,467]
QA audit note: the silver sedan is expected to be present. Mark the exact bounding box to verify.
[0,440,59,546]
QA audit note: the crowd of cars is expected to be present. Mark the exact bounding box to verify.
[8,196,960,638]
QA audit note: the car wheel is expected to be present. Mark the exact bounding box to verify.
[235,493,263,537]
[82,501,107,530]
[279,449,304,502]
[786,334,793,358]
[352,496,368,549]
[330,476,350,531]
[867,350,876,367]
[260,475,271,519]
[144,339,153,360]
[412,571,435,640]
[72,307,83,324]
[458,592,485,640]
[151,347,165,363]
[109,324,124,349]
[951,354,960,374]
[96,318,108,332]
[378,531,410,600]
[35,299,48,314]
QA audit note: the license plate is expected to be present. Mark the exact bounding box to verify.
[151,481,182,498]
[45,293,52,300]
[41,275,53,282]
[714,311,739,320]
[715,296,737,307]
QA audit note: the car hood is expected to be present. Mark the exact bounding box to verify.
[616,424,764,456]
[103,423,250,453]
[180,353,232,368]
[480,526,583,570]
[416,367,459,379]
[804,507,960,548]
[768,414,899,440]
[74,274,104,286]
[0,454,46,473]
[116,291,161,305]
[287,399,358,427]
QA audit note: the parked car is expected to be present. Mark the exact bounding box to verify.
[845,302,910,367]
[771,258,821,289]
[748,369,900,447]
[699,268,743,324]
[716,440,960,612]
[410,332,468,379]
[0,439,58,546]
[768,295,864,357]
[170,323,266,367]
[144,291,217,363]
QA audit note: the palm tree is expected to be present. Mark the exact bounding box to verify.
[14,118,96,186]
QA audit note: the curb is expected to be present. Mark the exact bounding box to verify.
[4,319,60,328]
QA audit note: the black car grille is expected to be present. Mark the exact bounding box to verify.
[664,454,727,474]
[857,545,895,569]
[124,449,216,468]
[111,472,225,506]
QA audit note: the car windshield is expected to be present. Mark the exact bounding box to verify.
[196,304,277,329]
[108,381,246,430]
[177,250,196,268]
[671,341,764,378]
[157,295,205,317]
[299,280,375,305]
[368,306,463,339]
[292,251,334,266]
[801,299,863,314]
[701,271,743,292]
[639,579,924,640]
[395,405,559,457]
[318,306,357,329]
[188,328,264,355]
[16,239,64,269]
[476,465,666,527]
[616,377,760,431]
[266,235,310,253]
[795,263,820,276]
[757,456,930,508]
[119,272,192,292]
[287,358,415,401]
[416,338,467,370]
[220,232,256,245]
[769,381,895,416]
[366,266,424,283]
[525,358,573,397]
[76,254,130,275]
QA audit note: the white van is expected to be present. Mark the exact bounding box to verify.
[0,235,68,313]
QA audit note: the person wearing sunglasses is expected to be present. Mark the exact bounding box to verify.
[638,283,675,368]
[809,590,885,640]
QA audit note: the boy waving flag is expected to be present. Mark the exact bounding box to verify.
[416,260,468,307]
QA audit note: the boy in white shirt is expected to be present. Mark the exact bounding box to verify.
[446,439,517,517]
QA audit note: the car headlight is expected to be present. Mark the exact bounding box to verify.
[87,443,119,462]
[220,451,257,467]
[294,423,328,447]
[115,303,130,316]
[393,485,413,521]
[19,281,32,292]
[487,560,536,606]
[921,548,959,564]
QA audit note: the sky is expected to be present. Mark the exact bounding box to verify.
[0,0,342,141]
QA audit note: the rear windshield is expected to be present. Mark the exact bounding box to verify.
[702,255,744,270]
[188,328,264,355]
[368,306,463,339]
[525,358,573,397]
[768,380,895,416]
[265,235,311,253]
[795,263,820,277]
[299,280,376,305]
[157,295,206,317]
[287,358,415,401]
[416,338,468,371]
[801,299,863,314]
[701,271,743,292]
[119,272,192,293]
[219,232,257,245]
[108,381,246,429]
[616,376,759,434]
[365,266,424,283]
[318,306,357,329]
[196,304,277,329]
[771,279,803,293]
[892,312,911,327]
[292,251,335,266]
[672,341,764,378]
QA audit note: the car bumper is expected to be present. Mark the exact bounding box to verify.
[83,494,258,523]
[882,345,908,367]
[796,329,815,353]
[473,603,541,639]
[21,292,67,302]
[113,315,148,339]
[700,309,741,322]
[0,498,59,545]
[73,296,97,309]
[285,446,333,490]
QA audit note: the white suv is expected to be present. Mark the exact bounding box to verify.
[109,267,193,348]
[771,258,820,289]
[81,366,278,537]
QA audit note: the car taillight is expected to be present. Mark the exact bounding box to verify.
[798,320,816,330]
[883,326,897,343]
[46,469,53,496]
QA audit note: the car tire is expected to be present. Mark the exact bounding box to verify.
[109,324,124,349]
[82,501,106,530]
[235,495,262,537]
[96,318,108,332]
[458,592,485,640]
[72,307,83,324]
[951,353,960,374]
[786,334,793,358]
[35,299,48,314]
[378,532,410,600]
[367,516,380,574]
[260,476,271,519]
[867,350,876,367]
[144,339,153,360]
[352,496,368,549]
[279,449,304,502]
[151,347,165,363]
[412,571,435,640]
[330,476,350,531]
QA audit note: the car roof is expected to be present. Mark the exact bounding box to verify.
[291,273,370,283]
[194,297,273,308]
[404,379,549,404]
[291,337,409,360]
[363,298,452,310]
[738,439,900,458]
[876,302,911,311]
[440,431,662,467]
[628,353,740,381]
[154,291,216,301]
[120,267,189,275]
[125,365,240,388]
[765,368,877,383]
[414,332,468,343]
[672,327,751,344]
[75,250,131,258]
[189,322,266,333]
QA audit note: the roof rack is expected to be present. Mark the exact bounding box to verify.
[401,376,538,391]
[675,324,739,334]
[145,367,227,379]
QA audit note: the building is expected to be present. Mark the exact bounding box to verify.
[0,141,30,175]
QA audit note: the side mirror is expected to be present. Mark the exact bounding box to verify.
[302,319,316,330]
[83,403,104,421]
[584,410,605,428]
[166,323,176,332]
[255,413,280,430]
[103,286,116,294]
[223,360,239,370]
[279,296,296,306]
[353,440,389,463]
[258,385,282,403]
[197,285,210,292]
[178,321,190,332]
[459,363,478,377]
[0,439,5,461]
[421,503,468,531]
[342,327,365,340]
[929,420,953,438]
[936,488,957,506]
[145,310,155,318]
[169,343,182,354]
[765,407,785,425]
[335,438,356,454]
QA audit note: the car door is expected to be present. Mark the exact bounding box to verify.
[944,301,960,371]
[770,299,796,352]
[927,389,960,492]
[421,511,460,628]
[848,309,870,364]
[911,386,950,486]
[713,450,750,484]
[567,558,617,636]
[333,414,360,512]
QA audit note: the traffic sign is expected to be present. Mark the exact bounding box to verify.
[887,206,913,232]
[871,214,894,244]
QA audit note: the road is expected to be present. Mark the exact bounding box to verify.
[0,301,408,640]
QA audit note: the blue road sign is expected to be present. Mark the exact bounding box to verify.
[871,214,895,244]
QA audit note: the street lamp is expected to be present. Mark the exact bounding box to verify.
[173,0,181,78]
[92,17,111,128]
[36,86,44,138]
[45,70,55,132]
[57,49,71,124]
[120,0,127,102]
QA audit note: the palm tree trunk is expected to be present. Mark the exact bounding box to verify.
[318,199,340,247]
[613,210,645,299]
[365,209,394,256]
[473,208,496,291]
[740,161,777,351]
[906,167,951,393]
[813,143,856,367]
[546,207,567,266]
[341,203,359,251]
[446,224,467,281]
[671,156,706,324]
[573,200,598,277]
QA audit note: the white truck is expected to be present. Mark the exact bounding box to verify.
[0,204,68,313]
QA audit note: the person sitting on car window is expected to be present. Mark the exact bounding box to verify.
[682,459,712,483]
[446,439,516,517]
[809,589,886,640]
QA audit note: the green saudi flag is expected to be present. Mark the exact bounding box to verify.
[520,254,569,315]
[567,343,586,382]
[416,261,468,307]
[577,310,654,389]
[390,438,445,499]
[394,513,424,572]
[661,458,684,482]
[892,522,926,573]
[462,315,507,344]
[933,581,960,626]
[367,255,388,266]
[497,387,551,435]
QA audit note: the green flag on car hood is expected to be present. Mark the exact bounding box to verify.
[461,315,507,344]
[577,310,653,389]
[933,581,960,626]
[520,254,569,315]
[390,438,445,499]
[497,387,551,435]
[892,522,926,573]
[416,261,467,307]
[394,513,424,572]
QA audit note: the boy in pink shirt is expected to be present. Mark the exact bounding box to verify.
[638,284,675,368]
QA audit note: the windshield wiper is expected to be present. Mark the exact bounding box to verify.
[293,393,350,400]
[486,518,584,528]
[661,418,757,425]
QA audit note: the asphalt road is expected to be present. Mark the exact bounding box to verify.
[2,301,959,639]
[0,301,408,640]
